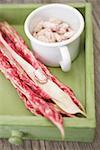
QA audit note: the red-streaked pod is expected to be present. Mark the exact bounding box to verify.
[0,51,64,137]
[0,22,85,116]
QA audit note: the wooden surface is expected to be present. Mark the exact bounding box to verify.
[0,0,99,149]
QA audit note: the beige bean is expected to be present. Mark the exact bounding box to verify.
[36,29,47,36]
[43,21,58,32]
[44,29,56,42]
[54,33,62,42]
[56,23,69,34]
[33,21,44,33]
[57,28,66,34]
[32,32,37,37]
[49,18,62,25]
[37,35,49,43]
[43,21,56,29]
[60,23,69,30]
[62,30,74,40]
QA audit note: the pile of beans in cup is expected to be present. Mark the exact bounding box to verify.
[32,18,74,43]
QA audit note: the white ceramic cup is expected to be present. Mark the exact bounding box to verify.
[24,4,84,72]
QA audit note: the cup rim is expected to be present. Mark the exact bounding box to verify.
[24,3,84,47]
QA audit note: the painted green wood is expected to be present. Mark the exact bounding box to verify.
[0,125,95,142]
[0,3,96,143]
[85,3,95,119]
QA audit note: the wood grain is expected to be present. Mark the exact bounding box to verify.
[0,0,99,150]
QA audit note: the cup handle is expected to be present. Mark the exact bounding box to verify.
[59,46,71,72]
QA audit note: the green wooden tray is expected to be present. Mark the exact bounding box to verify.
[0,3,96,144]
